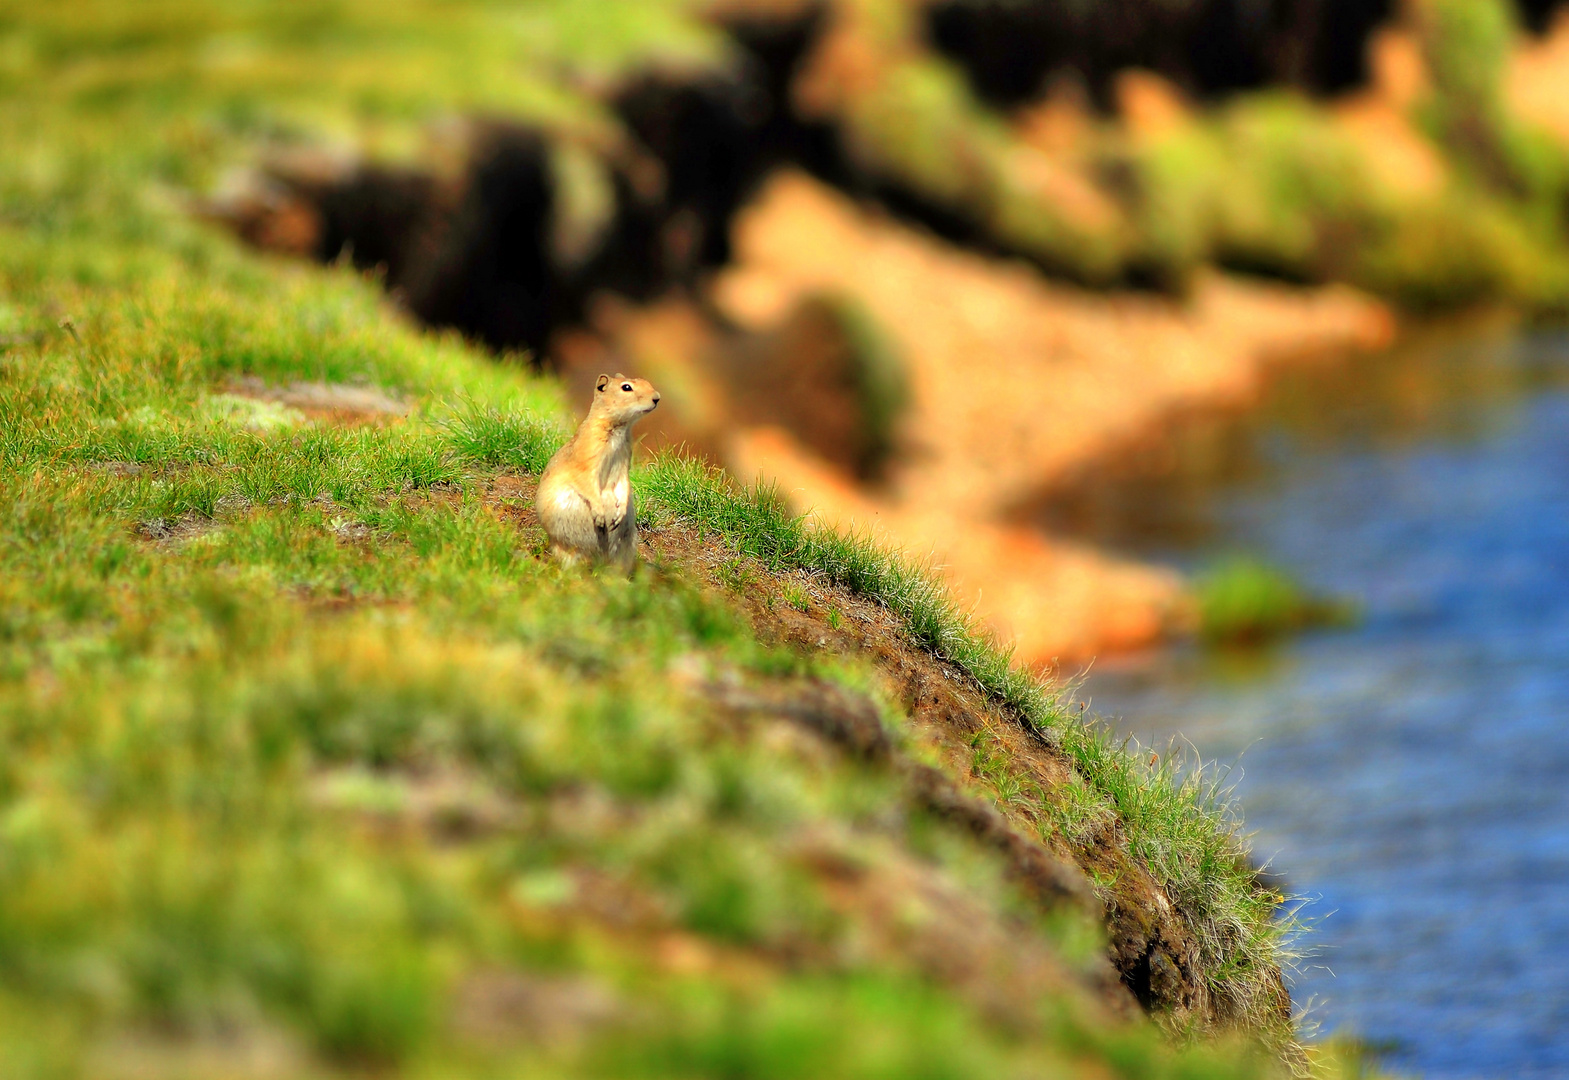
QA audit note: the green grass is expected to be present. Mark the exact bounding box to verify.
[0,1,1374,1076]
[1197,558,1358,645]
[632,457,1304,1031]
[0,383,1294,1077]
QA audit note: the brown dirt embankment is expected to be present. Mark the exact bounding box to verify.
[684,171,1394,667]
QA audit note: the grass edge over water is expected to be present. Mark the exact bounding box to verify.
[449,405,1300,1045]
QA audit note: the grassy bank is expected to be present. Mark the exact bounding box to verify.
[0,1,1365,1076]
[0,221,1297,1078]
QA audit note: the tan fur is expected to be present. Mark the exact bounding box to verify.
[536,373,661,572]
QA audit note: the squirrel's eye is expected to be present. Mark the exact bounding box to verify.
[621,383,633,392]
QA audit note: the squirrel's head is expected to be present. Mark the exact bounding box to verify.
[592,373,661,424]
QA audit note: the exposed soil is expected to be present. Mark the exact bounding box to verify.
[227,377,409,425]
[708,171,1392,664]
[134,512,220,548]
[718,172,1394,516]
[485,472,1289,1034]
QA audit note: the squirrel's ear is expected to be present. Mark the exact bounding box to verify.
[595,374,610,392]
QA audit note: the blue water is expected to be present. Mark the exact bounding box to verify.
[1074,327,1569,1078]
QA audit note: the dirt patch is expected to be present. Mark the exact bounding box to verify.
[227,376,409,425]
[86,1026,308,1080]
[482,472,1282,1032]
[725,425,1195,665]
[451,970,621,1049]
[89,460,145,479]
[135,513,220,548]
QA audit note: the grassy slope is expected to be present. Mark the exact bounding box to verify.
[0,2,1337,1076]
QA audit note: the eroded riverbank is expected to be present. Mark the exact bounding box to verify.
[542,169,1395,666]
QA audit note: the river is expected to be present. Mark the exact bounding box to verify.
[1062,322,1569,1078]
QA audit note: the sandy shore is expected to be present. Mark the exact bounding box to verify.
[707,172,1395,667]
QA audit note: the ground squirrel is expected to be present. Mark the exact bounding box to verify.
[536,373,661,571]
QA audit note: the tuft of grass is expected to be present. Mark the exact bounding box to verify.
[1197,557,1358,645]
[439,399,567,474]
[781,582,812,613]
